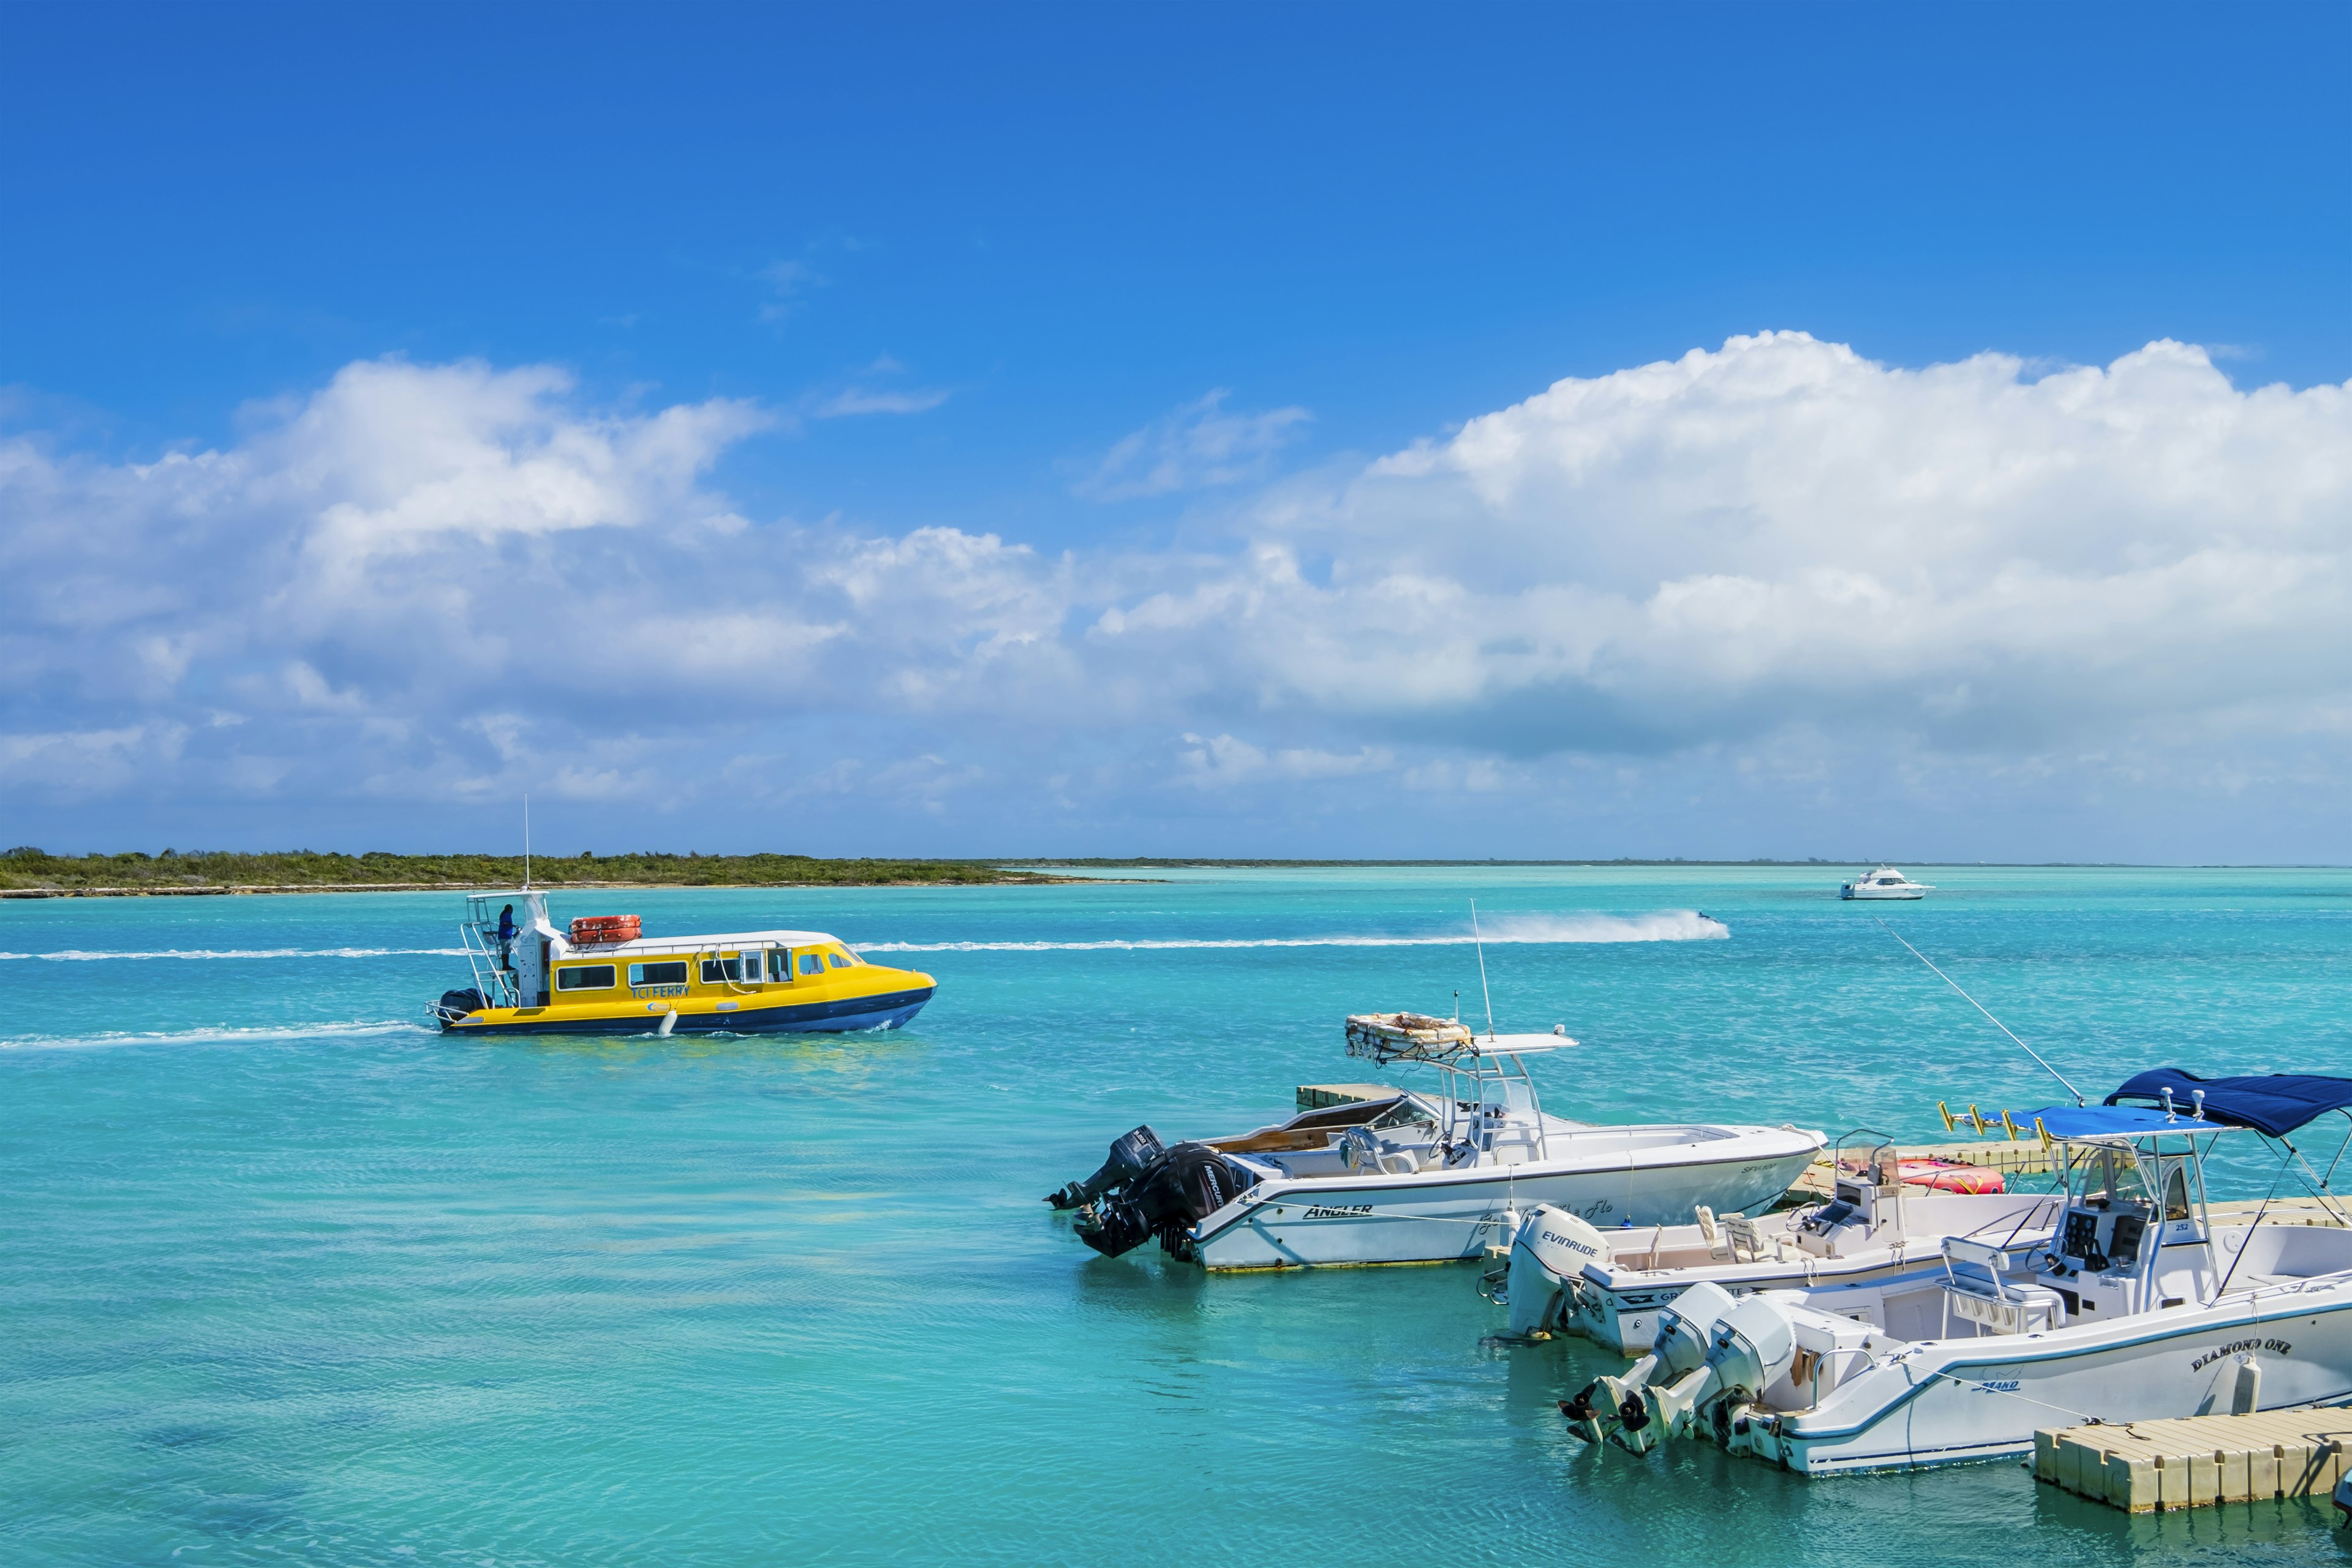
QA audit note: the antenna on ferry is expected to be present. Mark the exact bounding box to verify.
[523,794,531,890]
[1875,918,2084,1105]
[1471,900,1496,1042]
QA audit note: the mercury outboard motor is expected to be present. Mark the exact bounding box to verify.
[1045,1125,1167,1211]
[1071,1141,1259,1259]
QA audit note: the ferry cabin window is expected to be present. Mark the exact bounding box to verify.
[628,960,690,987]
[767,948,791,982]
[700,954,760,984]
[826,948,858,968]
[798,951,824,977]
[556,964,616,991]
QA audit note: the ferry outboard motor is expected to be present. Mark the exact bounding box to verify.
[1045,1125,1166,1211]
[1561,1281,1795,1453]
[1505,1204,1612,1338]
[1069,1141,1260,1259]
[432,988,485,1028]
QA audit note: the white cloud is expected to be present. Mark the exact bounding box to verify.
[1098,334,2352,761]
[1176,733,1393,788]
[4,334,2349,857]
[1075,390,1312,501]
[813,386,952,417]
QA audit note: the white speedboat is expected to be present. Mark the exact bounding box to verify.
[1048,1013,1826,1270]
[1500,1137,2064,1352]
[1559,1070,2352,1474]
[1841,867,1933,900]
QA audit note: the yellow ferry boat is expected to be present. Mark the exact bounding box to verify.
[429,890,937,1036]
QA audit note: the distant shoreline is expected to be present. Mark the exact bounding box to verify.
[0,877,1131,900]
[998,858,2348,870]
[0,850,1116,899]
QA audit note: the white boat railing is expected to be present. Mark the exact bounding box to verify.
[458,894,522,1009]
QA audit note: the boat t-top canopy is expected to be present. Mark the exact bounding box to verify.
[2105,1069,2352,1139]
[2028,1104,2252,1142]
[2029,1070,2352,1142]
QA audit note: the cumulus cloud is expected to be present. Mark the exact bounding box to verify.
[1100,334,2352,761]
[3,333,2348,856]
[1074,390,1313,501]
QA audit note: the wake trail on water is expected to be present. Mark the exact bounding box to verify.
[858,909,1728,952]
[0,948,470,961]
[0,1019,439,1052]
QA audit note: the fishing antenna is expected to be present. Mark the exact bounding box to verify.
[1875,918,2084,1106]
[523,794,531,890]
[1471,900,1496,1041]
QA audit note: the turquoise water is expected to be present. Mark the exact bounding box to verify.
[5,866,2350,1566]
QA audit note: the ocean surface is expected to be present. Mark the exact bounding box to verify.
[5,865,2350,1566]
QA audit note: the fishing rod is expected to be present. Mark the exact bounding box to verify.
[1471,900,1497,1042]
[1875,918,2086,1106]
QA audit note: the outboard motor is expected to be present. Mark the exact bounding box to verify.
[1561,1281,1795,1453]
[1505,1205,1612,1338]
[1045,1125,1167,1211]
[1070,1141,1260,1259]
[432,988,486,1028]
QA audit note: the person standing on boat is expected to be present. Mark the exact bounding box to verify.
[497,903,517,978]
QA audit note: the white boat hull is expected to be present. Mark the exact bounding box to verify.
[1743,1281,2352,1474]
[1193,1134,1821,1270]
[1840,887,1924,900]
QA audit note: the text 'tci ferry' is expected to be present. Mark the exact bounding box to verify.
[428,889,936,1036]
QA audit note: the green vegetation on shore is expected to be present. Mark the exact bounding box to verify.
[0,847,1053,895]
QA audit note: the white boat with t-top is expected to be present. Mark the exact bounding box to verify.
[1500,1135,2064,1353]
[1047,1012,1826,1271]
[1557,1069,2352,1474]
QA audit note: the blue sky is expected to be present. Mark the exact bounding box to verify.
[2,4,2348,861]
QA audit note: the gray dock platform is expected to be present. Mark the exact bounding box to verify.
[2035,1409,2352,1512]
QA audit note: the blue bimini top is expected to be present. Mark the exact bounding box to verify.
[2101,1068,2352,1139]
[2029,1104,2212,1141]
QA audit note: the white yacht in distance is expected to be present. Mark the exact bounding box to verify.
[1840,867,1932,900]
[1047,1013,1826,1270]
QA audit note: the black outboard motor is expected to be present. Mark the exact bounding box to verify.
[1071,1140,1259,1260]
[432,989,486,1028]
[1045,1125,1166,1211]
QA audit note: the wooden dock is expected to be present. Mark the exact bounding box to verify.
[2035,1409,2352,1512]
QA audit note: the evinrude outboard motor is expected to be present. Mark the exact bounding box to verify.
[1561,1281,1796,1453]
[1045,1125,1166,1211]
[1505,1204,1612,1338]
[1069,1141,1260,1260]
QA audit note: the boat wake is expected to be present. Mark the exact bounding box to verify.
[858,910,1729,953]
[0,1019,439,1051]
[0,947,470,961]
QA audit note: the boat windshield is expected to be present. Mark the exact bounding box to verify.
[2071,1144,2160,1210]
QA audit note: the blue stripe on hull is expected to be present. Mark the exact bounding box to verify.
[446,987,934,1037]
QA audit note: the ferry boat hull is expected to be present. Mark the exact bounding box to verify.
[444,985,935,1036]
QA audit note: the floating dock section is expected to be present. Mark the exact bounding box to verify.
[2035,1410,2352,1512]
